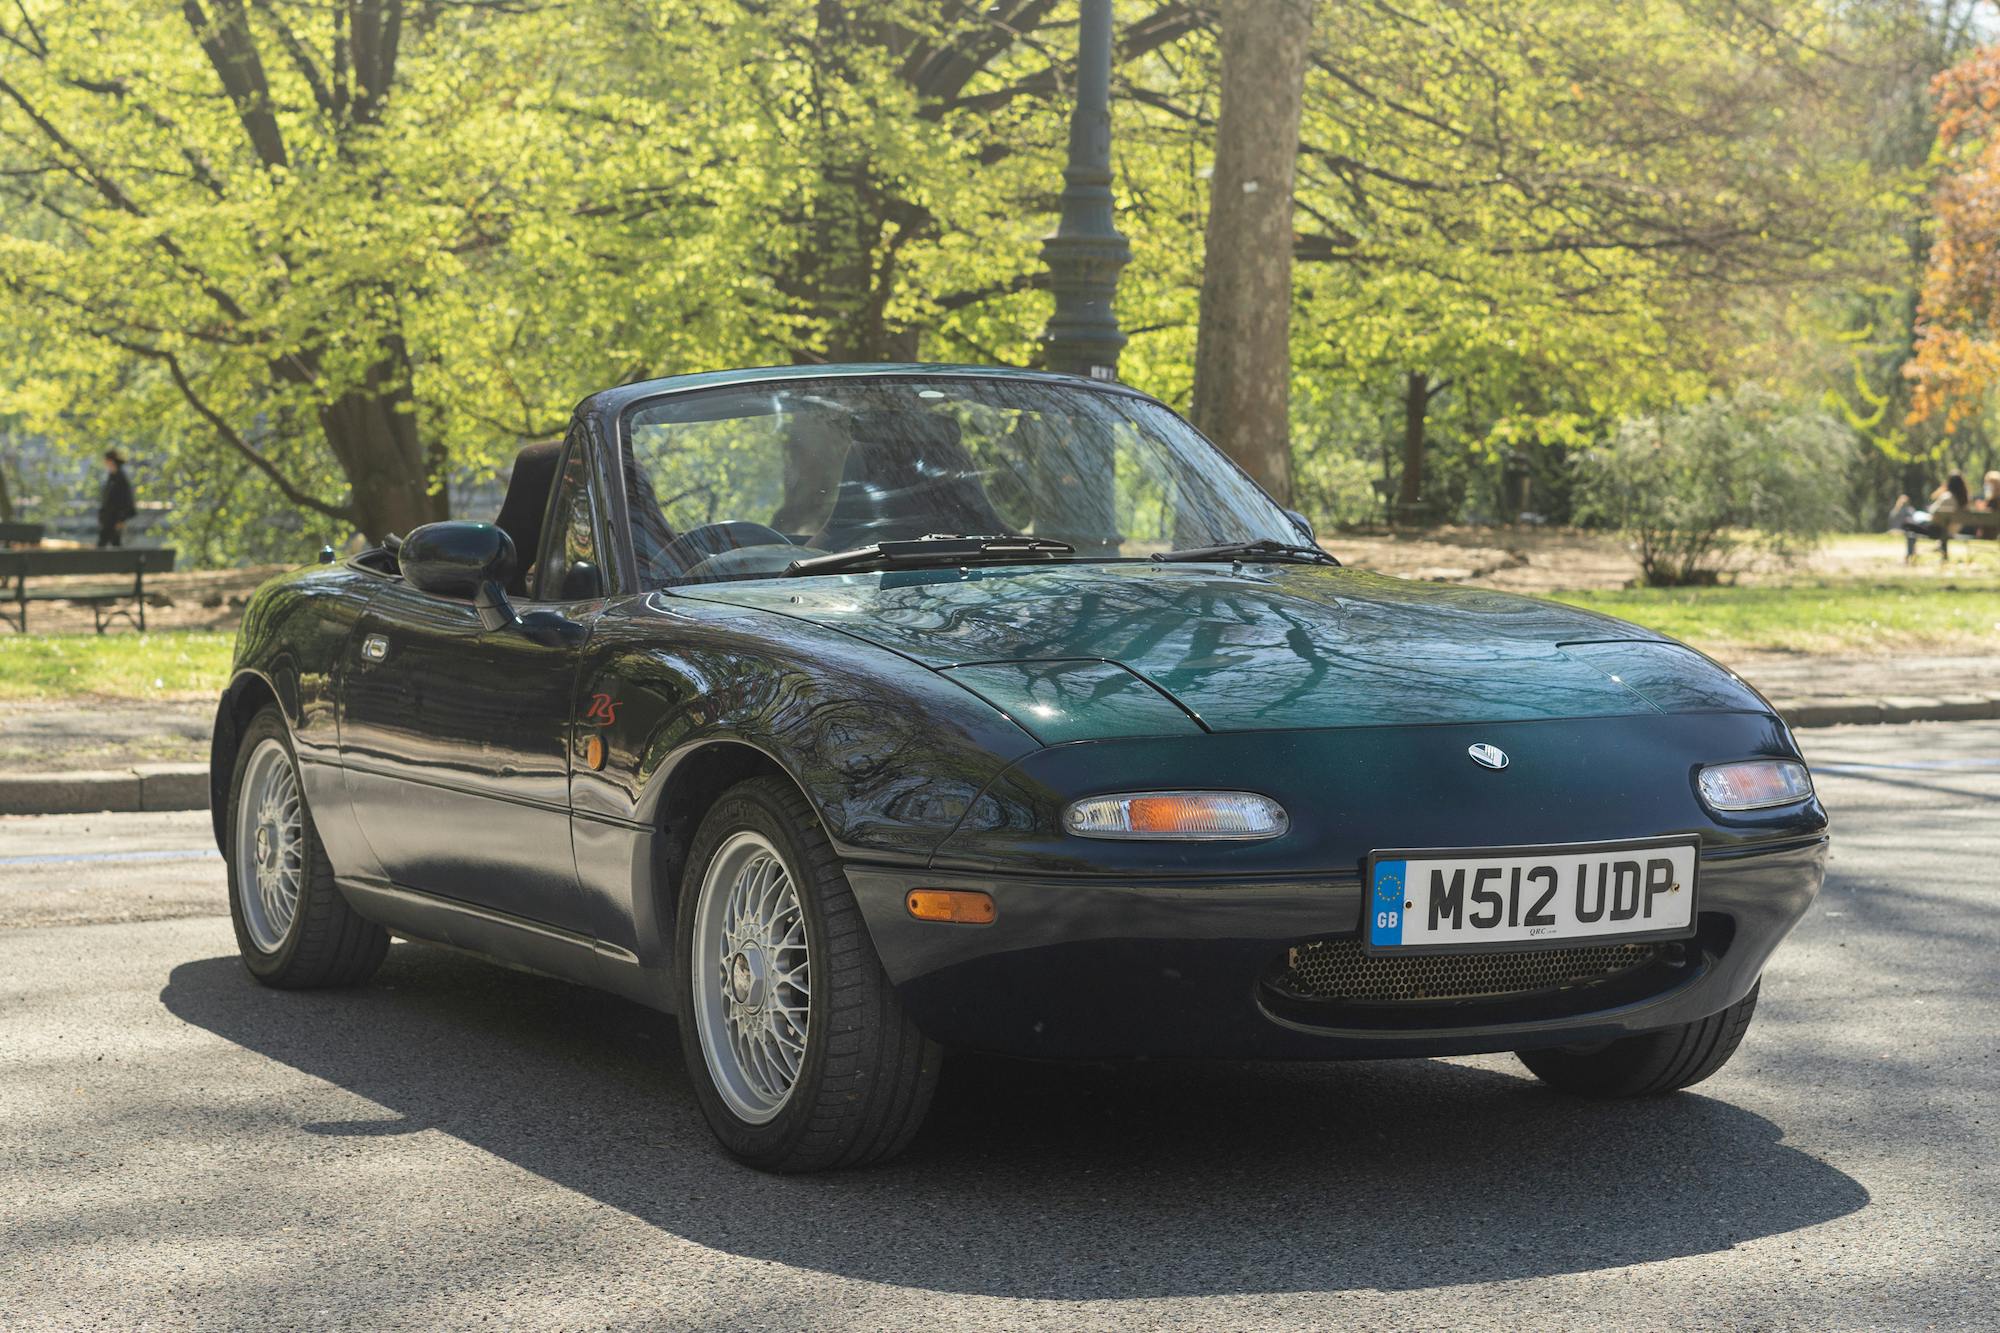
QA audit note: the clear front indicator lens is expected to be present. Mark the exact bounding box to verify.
[1063,791,1289,840]
[1697,760,1814,811]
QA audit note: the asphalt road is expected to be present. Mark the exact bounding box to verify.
[2,722,1996,1330]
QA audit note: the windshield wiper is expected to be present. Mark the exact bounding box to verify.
[785,534,1076,577]
[1152,539,1340,567]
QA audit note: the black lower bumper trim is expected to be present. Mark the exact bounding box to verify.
[845,838,1824,1061]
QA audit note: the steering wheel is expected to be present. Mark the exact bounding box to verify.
[655,522,794,577]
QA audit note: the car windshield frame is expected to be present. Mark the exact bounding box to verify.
[610,371,1309,589]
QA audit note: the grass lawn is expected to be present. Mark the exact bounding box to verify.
[1549,573,2000,655]
[0,631,234,701]
[0,541,1994,703]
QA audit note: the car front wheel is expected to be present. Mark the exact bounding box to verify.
[675,776,941,1172]
[226,706,388,988]
[1516,982,1760,1097]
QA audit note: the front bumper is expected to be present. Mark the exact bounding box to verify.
[846,835,1825,1060]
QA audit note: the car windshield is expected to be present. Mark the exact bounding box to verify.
[621,375,1305,586]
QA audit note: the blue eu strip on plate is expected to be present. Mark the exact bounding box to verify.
[1370,859,1407,947]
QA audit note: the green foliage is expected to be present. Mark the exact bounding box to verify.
[1572,386,1852,586]
[1282,1,1915,514]
[0,2,1957,557]
[0,1,762,541]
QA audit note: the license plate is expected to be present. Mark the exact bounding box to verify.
[1365,837,1698,953]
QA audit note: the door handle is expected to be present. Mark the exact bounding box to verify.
[361,634,389,662]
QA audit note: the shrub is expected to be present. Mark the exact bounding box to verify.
[1572,386,1851,587]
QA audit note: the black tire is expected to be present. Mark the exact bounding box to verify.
[674,776,941,1172]
[225,706,389,989]
[1518,982,1760,1097]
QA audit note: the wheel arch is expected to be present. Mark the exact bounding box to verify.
[209,667,295,851]
[641,736,816,948]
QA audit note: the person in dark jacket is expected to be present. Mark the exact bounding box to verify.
[97,450,136,547]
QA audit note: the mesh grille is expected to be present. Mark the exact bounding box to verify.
[1280,938,1660,1003]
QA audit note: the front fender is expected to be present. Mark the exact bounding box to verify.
[208,564,376,853]
[572,594,1041,861]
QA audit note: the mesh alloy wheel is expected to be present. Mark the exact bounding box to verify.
[223,706,387,989]
[690,830,812,1125]
[674,777,941,1171]
[234,737,305,953]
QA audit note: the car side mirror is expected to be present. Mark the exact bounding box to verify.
[475,583,587,647]
[1283,508,1317,544]
[400,521,516,599]
[400,521,582,647]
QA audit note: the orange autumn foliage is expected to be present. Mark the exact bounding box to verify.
[1909,46,2000,428]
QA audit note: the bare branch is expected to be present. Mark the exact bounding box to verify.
[181,0,289,168]
[105,334,354,522]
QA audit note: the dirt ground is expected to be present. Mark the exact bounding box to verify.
[1,564,287,636]
[0,697,215,772]
[1322,527,1996,592]
[10,528,1982,639]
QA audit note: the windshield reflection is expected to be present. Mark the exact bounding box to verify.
[620,377,1301,586]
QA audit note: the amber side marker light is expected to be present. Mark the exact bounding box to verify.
[907,889,996,924]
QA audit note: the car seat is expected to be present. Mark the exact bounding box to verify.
[813,410,1009,553]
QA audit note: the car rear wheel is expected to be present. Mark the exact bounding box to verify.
[1517,981,1760,1097]
[226,706,388,988]
[675,776,941,1172]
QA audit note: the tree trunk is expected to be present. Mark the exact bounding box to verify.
[0,457,12,522]
[1396,370,1428,520]
[316,337,446,541]
[1191,0,1316,506]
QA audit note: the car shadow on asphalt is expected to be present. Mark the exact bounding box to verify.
[161,943,1867,1300]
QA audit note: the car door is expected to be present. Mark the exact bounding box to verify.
[339,438,606,934]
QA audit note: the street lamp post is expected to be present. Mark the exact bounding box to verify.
[1040,0,1131,382]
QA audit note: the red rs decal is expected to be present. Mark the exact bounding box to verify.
[584,692,620,726]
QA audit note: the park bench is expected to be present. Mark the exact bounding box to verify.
[0,547,176,633]
[0,521,44,547]
[1906,506,1997,559]
[1944,504,1992,556]
[1955,508,2000,538]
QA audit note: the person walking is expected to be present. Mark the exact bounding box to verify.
[97,450,136,548]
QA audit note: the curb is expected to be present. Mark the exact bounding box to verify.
[1779,695,2000,729]
[1,696,1996,817]
[0,764,208,817]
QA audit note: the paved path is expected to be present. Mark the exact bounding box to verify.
[1,723,1996,1329]
[0,699,211,774]
[1728,651,2000,725]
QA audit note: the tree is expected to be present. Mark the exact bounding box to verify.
[0,2,739,542]
[0,1,1937,554]
[699,1,1208,367]
[1282,0,1908,520]
[1573,386,1849,586]
[1907,42,2000,432]
[1190,0,1315,504]
[1808,1,1984,519]
[0,2,1221,551]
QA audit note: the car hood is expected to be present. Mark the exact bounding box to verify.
[669,562,1769,739]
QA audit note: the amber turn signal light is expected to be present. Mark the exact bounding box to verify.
[906,889,996,924]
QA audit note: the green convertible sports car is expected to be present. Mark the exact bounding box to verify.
[212,364,1828,1171]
